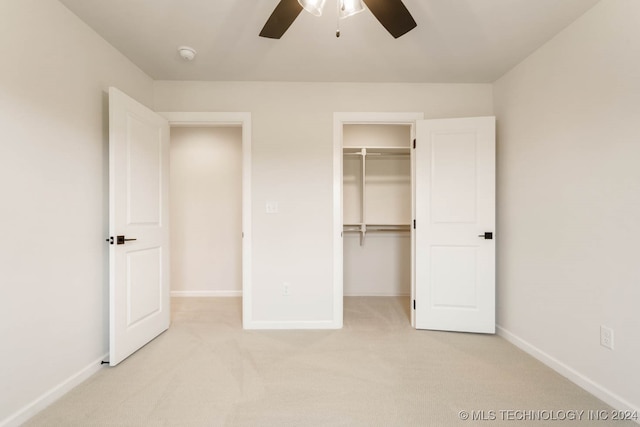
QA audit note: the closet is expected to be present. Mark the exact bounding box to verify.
[342,124,412,296]
[335,115,495,332]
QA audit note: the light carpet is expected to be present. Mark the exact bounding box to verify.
[24,297,631,426]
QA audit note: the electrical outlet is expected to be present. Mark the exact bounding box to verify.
[282,282,291,296]
[600,325,614,350]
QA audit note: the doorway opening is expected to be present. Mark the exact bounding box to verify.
[161,112,252,327]
[169,126,243,298]
[333,113,424,328]
[343,124,413,324]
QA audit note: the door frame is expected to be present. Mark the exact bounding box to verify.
[332,112,424,328]
[159,112,252,328]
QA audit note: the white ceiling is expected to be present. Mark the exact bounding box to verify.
[58,0,599,83]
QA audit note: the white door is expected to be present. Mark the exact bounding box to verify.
[108,87,170,366]
[414,117,495,333]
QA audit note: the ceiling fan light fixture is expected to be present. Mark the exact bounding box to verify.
[338,0,365,19]
[298,0,327,16]
[260,0,416,40]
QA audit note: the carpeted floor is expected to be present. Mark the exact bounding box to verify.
[25,297,633,426]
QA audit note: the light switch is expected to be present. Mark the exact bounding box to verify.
[266,201,279,214]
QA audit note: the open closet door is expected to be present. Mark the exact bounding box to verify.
[108,87,170,366]
[414,117,495,333]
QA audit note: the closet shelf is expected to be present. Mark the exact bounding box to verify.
[344,223,411,227]
[343,223,411,245]
[343,146,410,156]
[343,144,411,246]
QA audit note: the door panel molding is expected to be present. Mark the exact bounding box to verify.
[109,87,170,366]
[415,116,496,334]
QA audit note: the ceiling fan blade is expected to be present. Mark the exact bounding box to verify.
[362,0,417,39]
[259,0,304,39]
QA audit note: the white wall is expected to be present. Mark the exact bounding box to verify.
[0,0,154,424]
[343,235,411,296]
[155,82,493,323]
[170,127,242,296]
[494,0,640,413]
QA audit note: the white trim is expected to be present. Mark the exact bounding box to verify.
[0,354,108,427]
[159,112,252,329]
[170,290,242,297]
[159,112,250,126]
[497,326,640,420]
[245,320,339,330]
[332,117,344,329]
[334,112,425,124]
[333,112,424,330]
[343,292,411,297]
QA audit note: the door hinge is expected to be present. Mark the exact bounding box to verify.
[413,300,416,310]
[413,219,416,229]
[413,139,416,149]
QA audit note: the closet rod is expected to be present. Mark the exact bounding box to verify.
[367,153,411,157]
[342,225,411,232]
[366,224,411,229]
[343,228,411,232]
[343,152,409,157]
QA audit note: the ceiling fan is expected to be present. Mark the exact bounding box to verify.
[259,0,417,39]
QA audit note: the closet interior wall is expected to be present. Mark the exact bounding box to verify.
[343,124,412,296]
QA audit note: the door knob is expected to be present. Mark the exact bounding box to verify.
[116,235,137,245]
[478,232,493,240]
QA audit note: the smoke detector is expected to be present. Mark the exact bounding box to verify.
[178,46,196,61]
